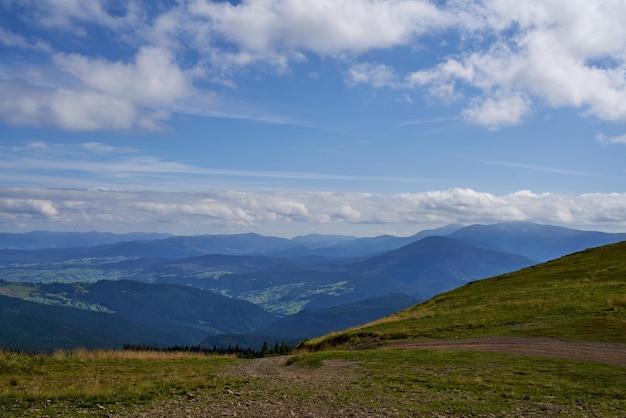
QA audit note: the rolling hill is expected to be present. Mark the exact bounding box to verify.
[0,294,167,351]
[252,293,419,340]
[0,280,278,350]
[304,240,626,350]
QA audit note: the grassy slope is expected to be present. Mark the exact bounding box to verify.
[305,241,626,349]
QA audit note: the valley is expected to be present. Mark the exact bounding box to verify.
[1,222,626,351]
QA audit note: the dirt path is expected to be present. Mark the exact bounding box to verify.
[129,338,626,417]
[131,356,393,417]
[384,337,626,367]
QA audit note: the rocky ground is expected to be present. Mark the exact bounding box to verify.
[129,356,387,417]
[123,337,625,417]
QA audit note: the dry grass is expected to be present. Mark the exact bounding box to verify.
[49,348,232,360]
[0,349,239,417]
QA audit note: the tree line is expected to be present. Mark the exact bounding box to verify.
[122,340,295,358]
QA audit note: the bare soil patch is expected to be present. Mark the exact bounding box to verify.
[129,356,398,417]
[385,337,626,367]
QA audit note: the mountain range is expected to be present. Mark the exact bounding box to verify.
[1,222,625,350]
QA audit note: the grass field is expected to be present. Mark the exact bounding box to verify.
[1,347,624,417]
[287,349,626,416]
[0,349,240,417]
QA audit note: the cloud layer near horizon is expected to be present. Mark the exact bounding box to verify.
[2,187,625,236]
[1,0,626,132]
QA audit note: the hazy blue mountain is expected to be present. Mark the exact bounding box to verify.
[448,222,626,262]
[175,235,534,315]
[253,293,419,340]
[0,232,302,261]
[0,224,465,263]
[302,223,465,258]
[0,230,171,250]
[0,233,536,316]
[3,222,624,344]
[291,234,356,248]
[341,236,534,300]
[4,222,625,352]
[147,233,300,257]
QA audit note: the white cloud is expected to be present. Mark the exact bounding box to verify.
[0,27,51,52]
[53,47,193,105]
[187,0,449,56]
[332,205,362,222]
[596,132,626,145]
[347,63,399,88]
[11,0,142,32]
[412,0,626,127]
[80,142,135,155]
[462,93,531,129]
[407,58,475,102]
[0,198,58,218]
[3,0,626,131]
[1,187,625,236]
[0,46,197,131]
[0,80,139,131]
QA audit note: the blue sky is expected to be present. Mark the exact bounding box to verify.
[1,0,626,237]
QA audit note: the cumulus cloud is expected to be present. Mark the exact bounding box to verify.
[462,94,531,129]
[0,198,58,218]
[187,0,448,56]
[2,0,626,130]
[0,80,139,131]
[0,46,195,131]
[1,187,625,236]
[53,47,193,105]
[409,0,626,127]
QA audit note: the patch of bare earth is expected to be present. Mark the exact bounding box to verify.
[129,356,398,417]
[385,337,626,367]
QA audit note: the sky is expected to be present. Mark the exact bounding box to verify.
[1,0,626,237]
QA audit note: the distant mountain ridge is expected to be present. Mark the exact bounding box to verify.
[344,235,534,300]
[448,221,626,262]
[2,222,625,314]
[1,222,625,351]
[0,225,463,259]
[3,222,623,262]
[0,230,171,250]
